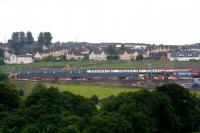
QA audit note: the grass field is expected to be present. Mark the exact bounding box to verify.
[1,60,200,74]
[11,81,200,99]
[12,81,140,99]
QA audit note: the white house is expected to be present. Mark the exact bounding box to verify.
[4,50,13,59]
[168,51,200,61]
[51,48,68,57]
[89,51,107,60]
[33,52,42,60]
[66,50,84,60]
[5,54,34,64]
[119,50,138,61]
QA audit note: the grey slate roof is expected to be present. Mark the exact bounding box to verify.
[170,51,200,58]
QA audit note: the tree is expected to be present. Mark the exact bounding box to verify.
[44,32,53,46]
[0,48,5,65]
[10,32,26,54]
[101,90,181,133]
[0,82,20,111]
[18,89,25,96]
[90,95,99,105]
[107,55,119,60]
[22,125,40,133]
[136,54,143,61]
[120,44,127,50]
[65,125,80,133]
[38,32,53,46]
[19,31,26,44]
[107,45,117,56]
[26,31,34,45]
[38,32,44,45]
[86,113,132,133]
[156,84,200,132]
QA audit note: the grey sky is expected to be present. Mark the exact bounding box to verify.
[0,0,200,45]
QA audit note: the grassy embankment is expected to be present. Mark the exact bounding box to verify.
[1,60,200,74]
[12,81,141,99]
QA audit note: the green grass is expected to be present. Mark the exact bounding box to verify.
[1,60,200,74]
[12,81,140,99]
[53,84,139,99]
[11,80,200,99]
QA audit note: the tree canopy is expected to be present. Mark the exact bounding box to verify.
[0,82,200,133]
[8,31,52,54]
[38,32,53,46]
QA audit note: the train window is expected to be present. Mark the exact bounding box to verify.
[112,70,117,73]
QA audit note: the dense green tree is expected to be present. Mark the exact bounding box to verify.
[10,32,26,54]
[86,113,132,133]
[43,124,58,133]
[32,83,47,93]
[19,31,26,44]
[107,55,119,60]
[0,48,5,65]
[38,32,44,45]
[0,82,20,111]
[102,90,182,133]
[156,84,200,132]
[107,45,117,56]
[59,115,85,131]
[18,89,25,96]
[25,85,96,117]
[1,114,27,133]
[120,44,127,50]
[136,54,144,61]
[83,54,89,60]
[25,87,62,114]
[0,82,200,133]
[65,125,80,133]
[22,124,40,133]
[26,31,34,45]
[44,32,53,45]
[90,95,99,105]
[38,32,53,46]
[43,55,57,62]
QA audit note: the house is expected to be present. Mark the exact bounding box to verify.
[148,45,170,53]
[79,47,90,55]
[119,50,138,61]
[33,52,42,60]
[89,50,107,60]
[51,48,68,57]
[5,54,33,64]
[143,50,150,59]
[149,52,168,61]
[4,50,13,60]
[66,49,84,60]
[168,51,200,61]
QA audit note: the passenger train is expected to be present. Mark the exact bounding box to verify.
[10,68,200,81]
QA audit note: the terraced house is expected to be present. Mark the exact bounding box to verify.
[119,50,138,61]
[89,50,107,60]
[66,49,84,60]
[168,51,200,61]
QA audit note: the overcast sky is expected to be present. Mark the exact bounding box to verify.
[0,0,200,45]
